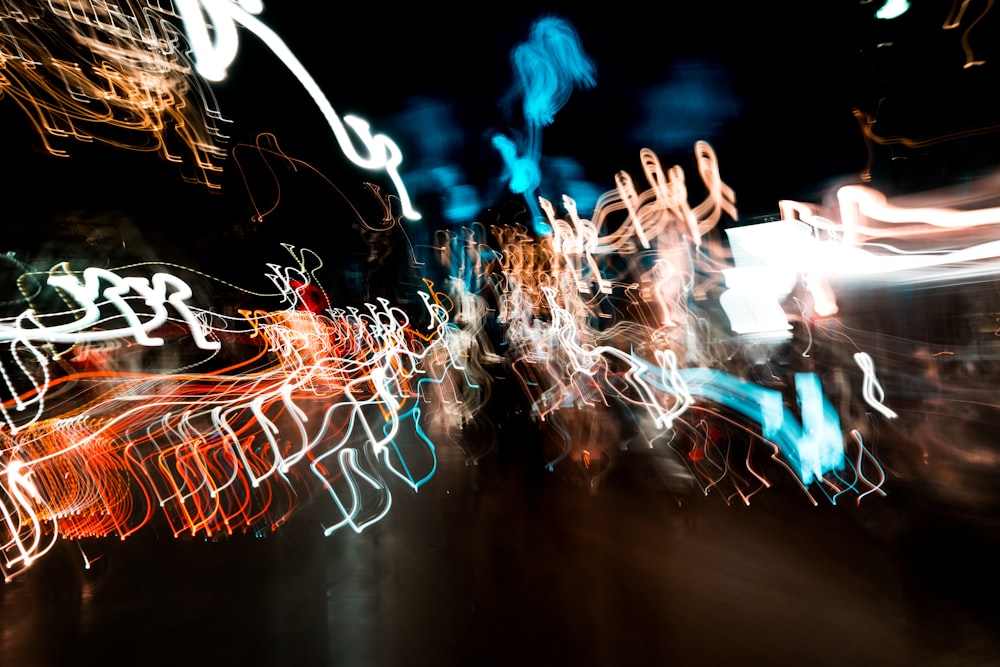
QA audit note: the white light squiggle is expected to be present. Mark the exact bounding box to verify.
[174,0,421,220]
[0,267,220,350]
[853,352,897,420]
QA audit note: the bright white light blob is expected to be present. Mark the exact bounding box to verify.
[876,0,910,20]
[718,221,810,336]
[718,286,793,337]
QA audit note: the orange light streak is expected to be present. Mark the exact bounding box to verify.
[0,2,228,186]
[1,273,455,579]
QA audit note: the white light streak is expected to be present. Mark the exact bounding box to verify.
[173,0,421,220]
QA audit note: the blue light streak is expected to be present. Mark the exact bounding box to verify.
[494,16,595,236]
[670,367,846,486]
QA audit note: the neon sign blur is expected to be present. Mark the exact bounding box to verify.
[0,6,920,582]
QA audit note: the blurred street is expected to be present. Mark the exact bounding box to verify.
[2,433,997,667]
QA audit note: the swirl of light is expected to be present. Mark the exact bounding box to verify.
[0,261,458,580]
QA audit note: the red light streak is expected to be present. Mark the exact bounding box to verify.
[1,264,456,579]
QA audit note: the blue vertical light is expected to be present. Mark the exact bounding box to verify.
[673,367,845,486]
[494,16,596,236]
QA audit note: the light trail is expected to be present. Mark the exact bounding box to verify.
[0,1,229,186]
[0,2,420,217]
[174,0,420,220]
[482,142,900,506]
[493,16,596,234]
[0,4,941,582]
[942,0,994,68]
[1,135,917,580]
[0,257,459,580]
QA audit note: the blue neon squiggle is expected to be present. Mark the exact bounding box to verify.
[492,134,541,195]
[385,405,437,490]
[494,16,595,235]
[673,367,845,485]
[513,16,597,128]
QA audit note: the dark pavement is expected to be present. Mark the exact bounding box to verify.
[2,434,998,667]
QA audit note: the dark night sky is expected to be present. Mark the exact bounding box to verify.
[216,1,1000,212]
[4,2,1000,273]
[219,1,874,213]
